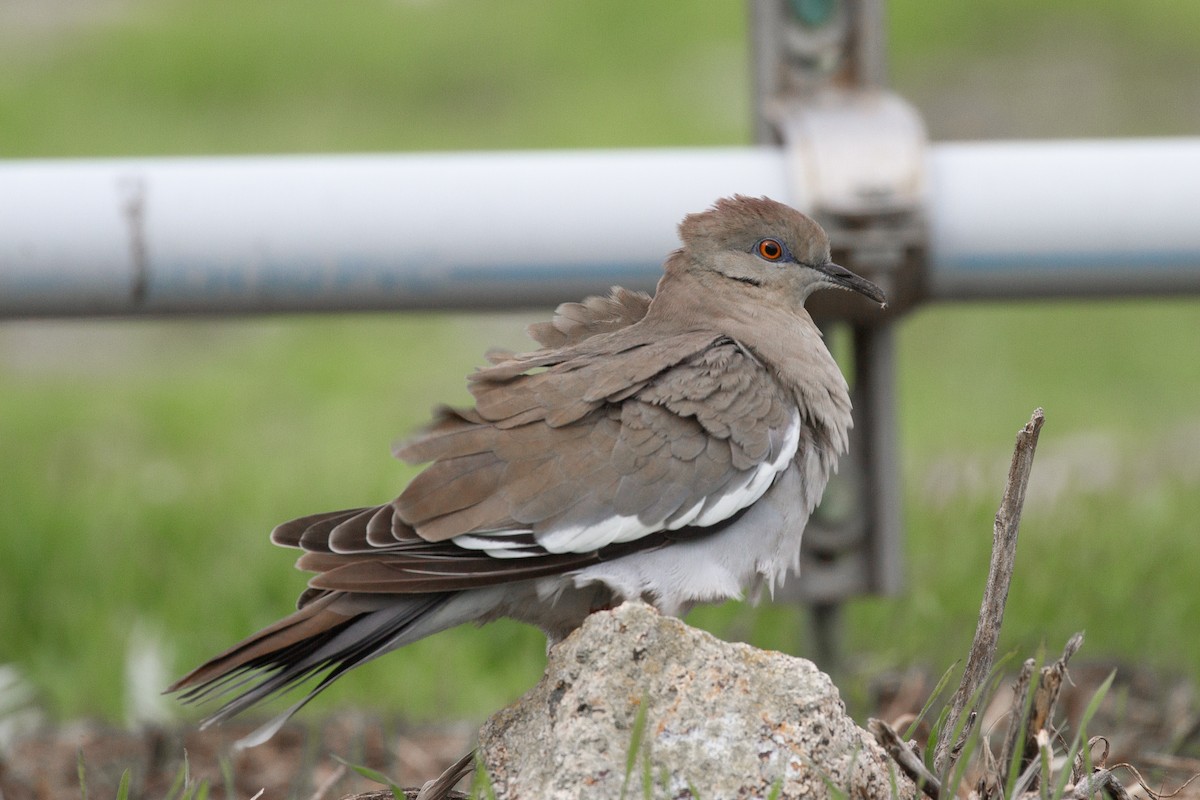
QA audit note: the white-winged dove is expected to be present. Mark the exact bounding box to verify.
[170,195,886,745]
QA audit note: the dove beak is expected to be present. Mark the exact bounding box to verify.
[813,261,888,308]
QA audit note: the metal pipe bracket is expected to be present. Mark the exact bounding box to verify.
[774,88,928,318]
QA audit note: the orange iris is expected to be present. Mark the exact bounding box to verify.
[757,239,784,261]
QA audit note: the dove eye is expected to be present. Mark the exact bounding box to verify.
[755,238,785,262]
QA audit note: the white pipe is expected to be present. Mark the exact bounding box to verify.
[0,149,790,317]
[927,138,1200,299]
[1,140,1199,318]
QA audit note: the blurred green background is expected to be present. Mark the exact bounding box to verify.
[1,0,1199,726]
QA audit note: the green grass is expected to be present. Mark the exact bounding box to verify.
[0,0,750,156]
[851,301,1200,677]
[1,0,1199,727]
[0,315,554,722]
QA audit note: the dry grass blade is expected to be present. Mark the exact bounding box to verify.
[308,762,348,800]
[997,656,1039,798]
[869,718,942,799]
[998,634,1084,797]
[415,750,476,800]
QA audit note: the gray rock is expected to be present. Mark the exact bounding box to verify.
[478,601,914,800]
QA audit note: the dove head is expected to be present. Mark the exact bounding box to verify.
[675,195,887,308]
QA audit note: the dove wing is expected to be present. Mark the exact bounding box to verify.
[271,332,804,597]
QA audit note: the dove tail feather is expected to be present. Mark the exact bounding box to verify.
[168,591,457,744]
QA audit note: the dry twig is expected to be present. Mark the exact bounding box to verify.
[1070,735,1109,787]
[934,409,1045,774]
[1067,767,1134,800]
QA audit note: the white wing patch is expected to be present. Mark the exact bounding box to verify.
[530,512,654,554]
[684,409,801,532]
[450,409,803,557]
[450,533,539,559]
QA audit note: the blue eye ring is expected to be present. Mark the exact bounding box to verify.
[755,238,786,262]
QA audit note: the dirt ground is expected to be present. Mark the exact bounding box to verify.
[0,712,476,799]
[2,659,1198,799]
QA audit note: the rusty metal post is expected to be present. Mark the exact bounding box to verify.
[750,0,926,670]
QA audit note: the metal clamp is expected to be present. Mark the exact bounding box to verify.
[774,86,928,317]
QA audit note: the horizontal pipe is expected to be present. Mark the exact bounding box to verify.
[926,138,1200,300]
[0,150,791,317]
[1,140,1199,318]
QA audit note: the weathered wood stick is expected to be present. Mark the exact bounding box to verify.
[933,408,1045,774]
